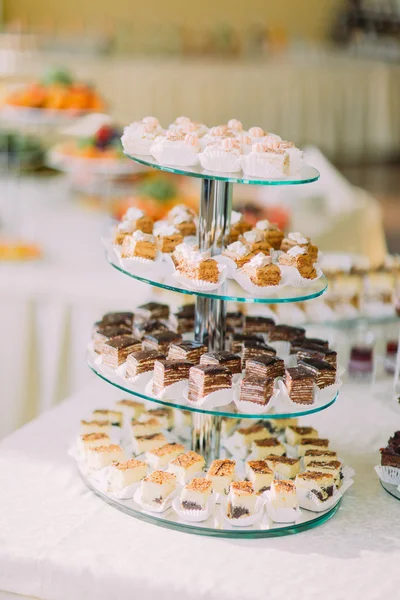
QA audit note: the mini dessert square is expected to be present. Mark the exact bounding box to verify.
[113,208,154,244]
[102,335,142,368]
[140,470,177,507]
[87,444,125,470]
[172,244,220,284]
[155,225,184,254]
[207,459,236,495]
[269,325,305,342]
[133,320,169,339]
[295,471,335,502]
[188,365,232,402]
[280,231,311,253]
[303,449,337,466]
[78,432,111,455]
[296,345,337,369]
[200,351,242,375]
[108,458,148,491]
[146,442,185,468]
[131,433,168,455]
[93,324,133,354]
[222,241,256,268]
[306,460,343,487]
[255,220,284,250]
[136,302,170,321]
[170,304,195,333]
[121,231,157,261]
[241,341,277,367]
[251,437,286,459]
[279,246,317,279]
[242,315,275,335]
[284,367,315,405]
[167,341,208,364]
[266,417,298,434]
[170,210,197,237]
[228,481,257,518]
[230,333,265,354]
[169,451,206,484]
[264,456,301,479]
[239,376,275,406]
[270,479,297,510]
[228,210,252,243]
[245,355,285,380]
[180,477,212,511]
[239,229,272,254]
[246,460,273,493]
[292,336,329,350]
[92,409,123,427]
[226,311,244,329]
[99,311,134,328]
[380,447,400,469]
[131,417,163,438]
[116,399,146,420]
[241,253,282,287]
[125,350,166,379]
[285,425,318,446]
[298,358,336,389]
[145,407,174,429]
[153,359,193,395]
[297,438,330,457]
[142,331,182,353]
[80,419,113,436]
[232,423,270,448]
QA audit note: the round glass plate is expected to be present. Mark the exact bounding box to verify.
[124,152,320,186]
[380,480,400,501]
[106,249,328,304]
[88,353,339,420]
[79,468,340,538]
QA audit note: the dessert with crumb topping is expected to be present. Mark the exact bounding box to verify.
[146,442,185,468]
[270,479,297,510]
[140,470,177,507]
[295,471,335,502]
[246,460,273,493]
[168,451,205,484]
[87,444,125,470]
[108,458,147,491]
[180,477,213,510]
[206,459,236,495]
[228,481,257,518]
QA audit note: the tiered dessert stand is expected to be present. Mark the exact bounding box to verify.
[86,154,344,537]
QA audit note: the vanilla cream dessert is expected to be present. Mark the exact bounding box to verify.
[241,142,289,178]
[285,426,318,446]
[150,130,201,166]
[246,460,273,493]
[264,456,301,479]
[306,460,343,488]
[131,417,163,438]
[236,133,253,154]
[295,471,335,502]
[251,437,286,460]
[277,140,303,175]
[80,419,113,436]
[207,459,236,495]
[146,442,185,468]
[199,138,242,173]
[131,433,167,455]
[87,444,125,470]
[168,451,205,484]
[121,119,164,155]
[232,423,270,449]
[228,481,257,518]
[297,438,329,457]
[141,470,176,507]
[78,432,111,455]
[270,479,297,510]
[115,399,146,421]
[303,449,337,467]
[108,458,147,491]
[180,477,213,510]
[92,409,123,427]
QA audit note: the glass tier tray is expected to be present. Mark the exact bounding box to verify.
[380,480,400,501]
[80,468,340,538]
[106,247,328,304]
[88,352,339,420]
[124,152,320,186]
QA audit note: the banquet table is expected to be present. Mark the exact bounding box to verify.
[0,377,399,600]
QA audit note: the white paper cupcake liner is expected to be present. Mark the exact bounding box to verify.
[125,370,154,387]
[279,265,324,288]
[375,465,400,486]
[233,270,287,297]
[133,486,179,513]
[264,493,301,523]
[171,264,227,292]
[241,155,286,179]
[221,496,265,527]
[316,379,343,403]
[215,255,238,278]
[274,379,317,412]
[232,385,279,415]
[114,246,164,276]
[184,386,236,409]
[107,480,142,500]
[122,139,153,155]
[296,479,353,513]
[268,341,291,358]
[284,355,298,368]
[172,494,216,522]
[145,378,188,401]
[199,152,242,173]
[151,146,200,167]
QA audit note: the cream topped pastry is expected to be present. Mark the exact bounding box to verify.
[241,142,289,179]
[227,118,243,133]
[199,138,242,173]
[177,120,208,138]
[121,119,164,155]
[236,133,253,154]
[150,130,201,167]
[277,140,303,174]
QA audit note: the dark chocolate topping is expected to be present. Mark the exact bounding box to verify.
[298,357,335,372]
[105,335,140,350]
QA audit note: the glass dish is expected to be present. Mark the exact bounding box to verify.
[124,152,320,186]
[380,480,400,501]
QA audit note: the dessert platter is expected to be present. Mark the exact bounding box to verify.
[375,431,400,501]
[77,115,353,537]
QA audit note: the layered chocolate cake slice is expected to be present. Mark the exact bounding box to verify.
[92,324,133,354]
[98,311,134,328]
[239,376,275,406]
[102,335,142,368]
[125,350,166,379]
[298,357,336,389]
[200,351,242,375]
[133,319,169,339]
[296,343,337,369]
[170,303,195,333]
[153,359,193,395]
[168,341,208,364]
[245,355,285,380]
[136,302,170,321]
[142,331,182,353]
[284,367,315,404]
[242,315,275,335]
[241,341,277,367]
[269,324,305,342]
[188,365,232,402]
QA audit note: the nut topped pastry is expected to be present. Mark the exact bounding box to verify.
[285,425,318,446]
[87,444,125,470]
[207,458,236,495]
[246,460,273,493]
[251,437,286,459]
[228,481,257,518]
[270,479,297,510]
[108,458,147,491]
[241,253,282,287]
[169,451,206,484]
[140,470,177,507]
[172,243,221,284]
[146,442,185,468]
[295,471,335,502]
[180,477,213,510]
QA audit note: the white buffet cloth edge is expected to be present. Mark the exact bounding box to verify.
[0,378,399,600]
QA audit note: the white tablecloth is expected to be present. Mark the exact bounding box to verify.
[0,378,399,600]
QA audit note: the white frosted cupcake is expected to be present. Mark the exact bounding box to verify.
[121,118,163,155]
[241,142,289,179]
[199,138,242,173]
[150,131,201,167]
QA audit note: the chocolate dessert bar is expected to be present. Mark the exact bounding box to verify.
[296,344,337,368]
[135,302,170,321]
[125,350,166,378]
[245,355,285,380]
[269,325,305,342]
[230,333,265,353]
[292,336,329,349]
[133,319,169,339]
[142,331,182,353]
[241,341,277,367]
[239,376,275,406]
[380,447,400,469]
[168,341,208,364]
[102,335,142,368]
[284,367,315,404]
[93,324,132,354]
[200,351,242,375]
[99,312,134,328]
[226,311,244,329]
[153,359,193,395]
[188,365,232,402]
[170,304,195,333]
[242,315,275,335]
[298,358,336,389]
